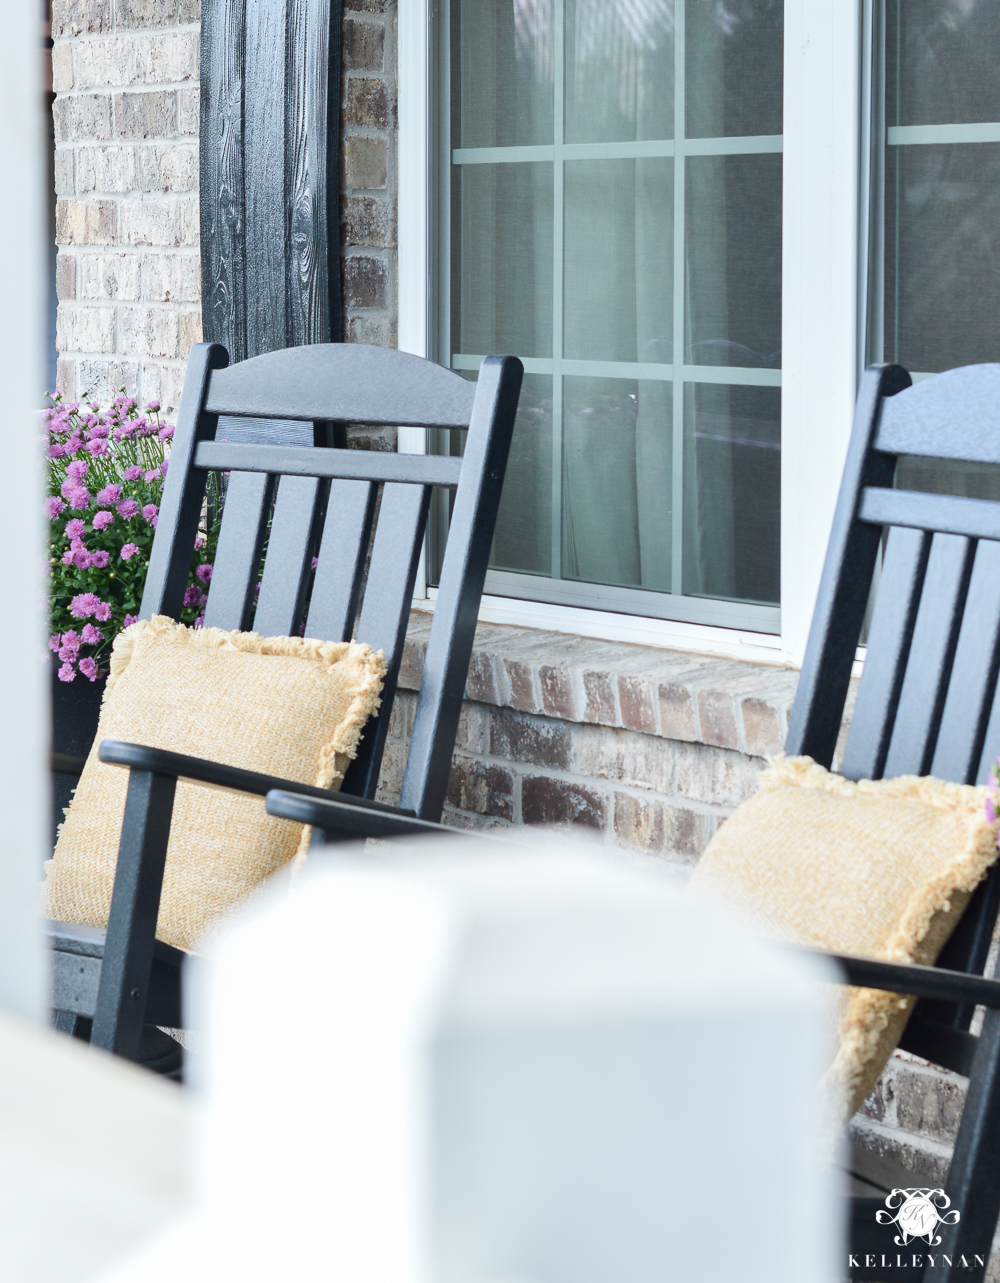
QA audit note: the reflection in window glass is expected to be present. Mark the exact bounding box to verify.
[685,154,782,368]
[683,384,780,605]
[564,0,674,144]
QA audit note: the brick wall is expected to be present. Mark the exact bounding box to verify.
[51,0,399,417]
[51,0,201,413]
[379,613,792,860]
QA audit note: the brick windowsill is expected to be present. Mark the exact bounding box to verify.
[398,607,802,760]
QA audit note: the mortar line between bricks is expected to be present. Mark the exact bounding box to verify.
[59,84,198,96]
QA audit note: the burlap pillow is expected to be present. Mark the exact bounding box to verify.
[44,616,387,952]
[688,754,999,1128]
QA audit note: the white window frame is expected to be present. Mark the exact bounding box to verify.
[398,0,864,667]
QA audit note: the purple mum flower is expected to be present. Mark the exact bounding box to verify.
[69,592,100,619]
[122,466,143,482]
[78,657,98,682]
[119,542,139,561]
[145,400,161,412]
[66,487,91,510]
[144,469,160,484]
[117,499,140,519]
[85,438,109,457]
[57,662,76,683]
[63,437,84,456]
[48,633,62,653]
[195,563,213,584]
[44,497,66,519]
[142,503,158,523]
[81,623,104,645]
[92,510,114,531]
[66,459,89,482]
[47,442,66,459]
[73,546,91,570]
[93,601,111,622]
[123,613,139,628]
[89,549,110,569]
[96,484,121,505]
[64,518,86,540]
[158,424,174,440]
[183,585,204,608]
[87,423,109,439]
[194,535,205,551]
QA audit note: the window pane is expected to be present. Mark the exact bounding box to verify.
[685,154,782,368]
[686,0,783,139]
[457,0,554,149]
[882,143,1000,374]
[564,0,675,144]
[493,374,554,577]
[564,158,673,364]
[886,1,1000,129]
[871,2,1000,505]
[683,384,780,606]
[562,375,672,591]
[453,163,553,357]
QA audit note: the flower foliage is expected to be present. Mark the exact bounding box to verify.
[45,392,220,682]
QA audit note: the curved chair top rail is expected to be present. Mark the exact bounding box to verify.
[875,362,1000,464]
[203,343,479,428]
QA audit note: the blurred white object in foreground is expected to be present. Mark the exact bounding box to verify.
[107,842,839,1283]
[0,1008,189,1282]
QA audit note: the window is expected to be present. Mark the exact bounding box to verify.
[866,0,1000,500]
[400,0,867,660]
[433,1,784,632]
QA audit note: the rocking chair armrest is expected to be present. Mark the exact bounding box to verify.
[96,741,415,817]
[51,751,86,778]
[265,789,457,841]
[795,945,1000,1010]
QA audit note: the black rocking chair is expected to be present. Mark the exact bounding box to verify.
[265,362,1000,1283]
[49,340,522,1070]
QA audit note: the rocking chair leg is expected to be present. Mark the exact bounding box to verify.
[51,1011,92,1041]
[934,1003,1000,1280]
[90,768,177,1061]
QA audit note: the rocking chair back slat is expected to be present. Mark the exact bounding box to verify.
[882,533,975,780]
[304,479,378,644]
[931,539,1000,784]
[203,471,276,631]
[342,481,432,798]
[252,475,325,638]
[838,525,930,781]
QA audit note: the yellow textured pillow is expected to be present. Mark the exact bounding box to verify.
[688,754,999,1128]
[44,616,387,952]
